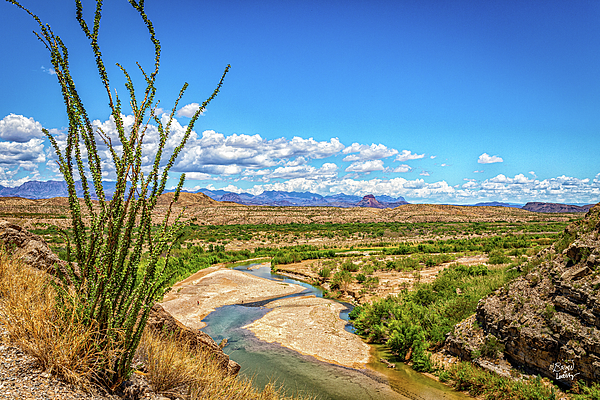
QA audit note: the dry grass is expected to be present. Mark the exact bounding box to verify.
[137,328,312,400]
[0,249,310,399]
[0,250,115,389]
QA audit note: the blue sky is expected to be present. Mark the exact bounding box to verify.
[1,0,599,204]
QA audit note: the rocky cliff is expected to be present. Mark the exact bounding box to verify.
[445,203,600,386]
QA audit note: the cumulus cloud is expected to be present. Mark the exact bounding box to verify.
[478,153,503,164]
[185,172,213,180]
[174,130,344,174]
[391,164,412,173]
[473,174,600,203]
[0,139,46,166]
[420,171,430,176]
[395,150,425,162]
[0,114,45,142]
[342,143,398,162]
[176,103,204,118]
[263,163,338,180]
[345,160,385,173]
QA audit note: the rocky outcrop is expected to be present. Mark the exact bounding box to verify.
[445,204,600,386]
[0,220,63,273]
[146,304,240,376]
[356,195,385,209]
[0,219,240,377]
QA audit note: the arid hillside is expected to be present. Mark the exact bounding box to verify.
[0,194,579,230]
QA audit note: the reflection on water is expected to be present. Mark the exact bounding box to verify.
[200,264,470,400]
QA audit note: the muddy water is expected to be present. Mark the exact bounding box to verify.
[200,264,470,400]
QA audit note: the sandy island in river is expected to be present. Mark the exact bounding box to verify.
[160,264,371,369]
[161,264,305,329]
[243,295,371,369]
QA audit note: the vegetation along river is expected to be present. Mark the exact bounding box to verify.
[200,264,470,400]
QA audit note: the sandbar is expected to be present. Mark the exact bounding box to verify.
[243,295,371,369]
[160,266,306,329]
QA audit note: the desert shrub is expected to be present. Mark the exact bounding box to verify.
[318,267,331,278]
[542,303,556,321]
[355,273,366,283]
[7,0,229,387]
[488,249,511,265]
[440,361,559,400]
[331,270,353,290]
[571,381,600,399]
[350,263,517,372]
[480,335,505,359]
[341,259,360,272]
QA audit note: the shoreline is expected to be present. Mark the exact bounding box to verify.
[160,265,306,329]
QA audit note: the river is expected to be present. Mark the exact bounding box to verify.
[200,264,470,400]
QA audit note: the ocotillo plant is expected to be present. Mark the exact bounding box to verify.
[6,0,229,388]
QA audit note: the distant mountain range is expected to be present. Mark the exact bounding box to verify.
[0,181,596,212]
[196,188,409,208]
[521,202,595,213]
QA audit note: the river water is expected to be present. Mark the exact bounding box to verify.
[200,264,469,400]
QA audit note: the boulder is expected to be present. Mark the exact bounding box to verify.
[0,220,63,273]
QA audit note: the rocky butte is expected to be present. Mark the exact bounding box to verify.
[445,204,600,386]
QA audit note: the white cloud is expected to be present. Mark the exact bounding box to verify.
[462,180,479,189]
[392,164,412,173]
[41,66,56,75]
[345,160,385,173]
[0,138,46,166]
[440,163,449,167]
[266,163,338,180]
[174,130,344,174]
[176,103,205,118]
[420,171,430,176]
[430,155,437,159]
[478,153,503,164]
[185,172,213,180]
[474,170,484,173]
[395,150,425,162]
[342,143,398,162]
[0,114,45,142]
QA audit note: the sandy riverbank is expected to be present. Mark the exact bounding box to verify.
[160,264,372,369]
[243,295,371,369]
[161,264,305,329]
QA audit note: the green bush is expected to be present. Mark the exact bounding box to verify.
[319,267,331,278]
[350,263,517,372]
[488,249,511,265]
[7,0,229,387]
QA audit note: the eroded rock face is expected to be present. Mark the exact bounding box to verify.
[0,219,240,377]
[0,220,63,273]
[446,204,600,386]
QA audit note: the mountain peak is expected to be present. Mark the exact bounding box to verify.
[356,194,385,209]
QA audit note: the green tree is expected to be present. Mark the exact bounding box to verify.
[6,0,229,388]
